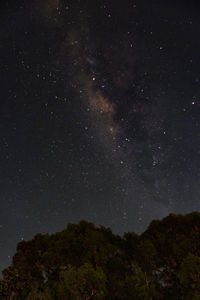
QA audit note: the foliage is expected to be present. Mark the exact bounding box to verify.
[1,213,200,299]
[57,263,106,299]
[125,265,160,299]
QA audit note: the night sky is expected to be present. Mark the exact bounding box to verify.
[1,0,200,271]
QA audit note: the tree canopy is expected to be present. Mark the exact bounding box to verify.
[1,213,200,299]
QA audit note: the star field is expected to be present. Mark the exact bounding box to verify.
[1,0,200,271]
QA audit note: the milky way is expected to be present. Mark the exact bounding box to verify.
[31,0,200,231]
[1,0,200,271]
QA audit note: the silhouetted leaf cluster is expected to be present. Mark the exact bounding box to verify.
[1,212,200,299]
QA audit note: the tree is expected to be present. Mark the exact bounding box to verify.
[57,263,107,299]
[2,213,200,299]
[177,253,200,299]
[27,287,54,300]
[125,265,160,300]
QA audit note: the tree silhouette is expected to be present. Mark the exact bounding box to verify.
[1,213,200,299]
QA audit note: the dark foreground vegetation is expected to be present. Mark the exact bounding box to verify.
[1,212,200,299]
